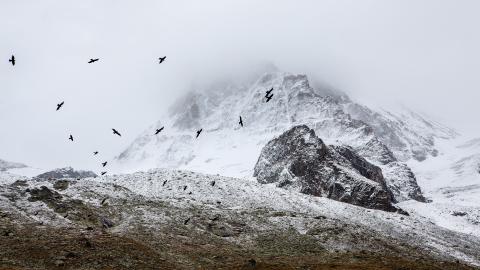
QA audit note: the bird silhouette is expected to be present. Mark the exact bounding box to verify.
[8,55,15,66]
[93,151,99,155]
[239,116,243,127]
[100,198,107,205]
[266,94,274,103]
[88,58,99,63]
[155,127,164,135]
[196,129,203,138]
[184,218,190,225]
[102,161,107,167]
[158,56,166,64]
[69,135,74,141]
[210,181,215,186]
[265,87,273,97]
[101,171,107,176]
[183,185,187,191]
[112,128,121,137]
[56,101,64,111]
[162,180,167,186]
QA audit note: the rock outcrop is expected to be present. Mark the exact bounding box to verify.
[35,167,97,180]
[254,125,399,212]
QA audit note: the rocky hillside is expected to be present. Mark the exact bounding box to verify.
[1,169,479,269]
[254,125,399,212]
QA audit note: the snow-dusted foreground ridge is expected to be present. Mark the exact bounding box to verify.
[0,169,479,269]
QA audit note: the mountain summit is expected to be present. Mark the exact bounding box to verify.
[115,71,455,203]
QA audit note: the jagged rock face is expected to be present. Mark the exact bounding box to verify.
[254,125,397,212]
[382,162,426,202]
[35,167,97,180]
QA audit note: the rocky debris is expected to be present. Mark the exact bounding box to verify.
[452,211,468,217]
[26,186,108,228]
[53,179,70,191]
[101,217,114,228]
[27,186,63,205]
[35,167,97,180]
[254,125,398,212]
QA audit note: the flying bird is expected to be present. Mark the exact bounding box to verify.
[8,55,15,66]
[93,151,99,155]
[183,185,187,191]
[69,135,74,141]
[112,128,121,137]
[265,87,273,97]
[158,56,166,64]
[266,94,273,103]
[196,129,202,138]
[184,218,190,225]
[88,58,99,63]
[101,171,107,176]
[56,101,64,111]
[102,161,107,167]
[162,180,167,186]
[100,198,107,205]
[155,127,164,135]
[210,181,215,187]
[239,116,243,127]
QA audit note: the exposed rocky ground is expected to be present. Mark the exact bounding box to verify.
[1,170,479,269]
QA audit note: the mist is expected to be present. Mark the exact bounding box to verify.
[2,0,480,171]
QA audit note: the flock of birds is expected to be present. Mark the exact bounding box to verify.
[7,54,275,177]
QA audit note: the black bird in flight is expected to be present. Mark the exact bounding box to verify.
[100,198,107,205]
[101,171,107,176]
[183,185,188,191]
[155,127,164,135]
[93,151,99,155]
[112,128,121,137]
[69,135,74,141]
[8,55,15,66]
[88,58,99,63]
[265,87,273,97]
[158,56,166,64]
[239,116,243,127]
[56,101,64,111]
[210,181,215,187]
[162,180,167,186]
[102,161,108,167]
[196,129,203,138]
[266,94,274,103]
[184,217,190,225]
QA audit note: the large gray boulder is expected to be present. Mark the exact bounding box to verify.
[254,125,399,212]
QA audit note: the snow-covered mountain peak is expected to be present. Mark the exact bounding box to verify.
[116,70,456,178]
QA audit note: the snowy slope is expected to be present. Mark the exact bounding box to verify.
[399,136,480,236]
[1,169,478,267]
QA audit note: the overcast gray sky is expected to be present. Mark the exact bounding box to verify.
[1,0,480,171]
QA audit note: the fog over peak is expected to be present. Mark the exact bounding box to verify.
[2,0,480,171]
